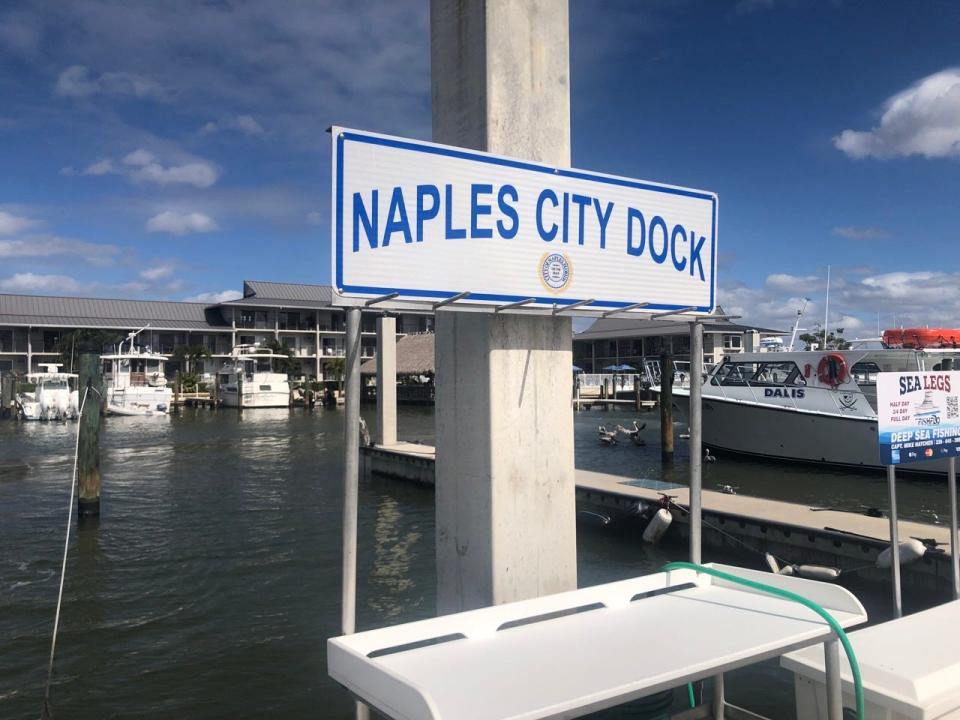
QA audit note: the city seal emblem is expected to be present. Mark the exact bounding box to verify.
[539,252,572,293]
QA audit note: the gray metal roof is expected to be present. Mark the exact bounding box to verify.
[241,280,333,304]
[0,294,229,330]
[219,296,333,310]
[575,316,784,341]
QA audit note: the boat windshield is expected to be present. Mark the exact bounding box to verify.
[41,379,69,389]
[710,360,805,387]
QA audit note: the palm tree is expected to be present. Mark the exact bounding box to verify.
[326,357,345,390]
[262,338,297,375]
[172,344,212,375]
[56,329,123,371]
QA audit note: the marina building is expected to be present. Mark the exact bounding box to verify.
[573,308,783,373]
[0,280,432,380]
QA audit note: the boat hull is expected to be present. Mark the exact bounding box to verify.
[670,392,950,475]
[107,387,171,415]
[220,390,290,408]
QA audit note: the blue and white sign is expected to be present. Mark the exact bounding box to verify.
[877,371,960,465]
[331,127,718,311]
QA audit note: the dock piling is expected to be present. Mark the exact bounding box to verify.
[77,351,102,517]
[0,372,13,418]
[660,351,674,462]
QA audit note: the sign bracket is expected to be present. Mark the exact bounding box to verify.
[553,299,596,315]
[494,298,536,313]
[650,306,698,319]
[602,303,650,317]
[432,291,472,310]
[365,292,400,307]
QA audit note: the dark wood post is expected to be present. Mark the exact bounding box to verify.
[1,372,13,418]
[77,351,102,516]
[236,368,244,411]
[660,351,674,463]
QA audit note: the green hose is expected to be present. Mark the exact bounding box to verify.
[662,562,864,720]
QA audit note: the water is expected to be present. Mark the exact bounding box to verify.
[0,406,953,719]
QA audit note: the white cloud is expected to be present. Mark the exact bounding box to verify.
[146,211,218,235]
[201,114,265,136]
[182,289,242,303]
[123,148,156,166]
[832,226,890,240]
[723,267,960,340]
[0,234,118,265]
[0,210,38,235]
[834,68,960,159]
[0,272,83,293]
[765,273,823,294]
[82,158,116,176]
[306,211,323,224]
[132,161,218,188]
[54,64,167,101]
[79,149,219,188]
[139,263,176,281]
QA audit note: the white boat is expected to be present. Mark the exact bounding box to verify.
[652,347,960,474]
[15,363,79,421]
[218,345,291,408]
[101,330,172,416]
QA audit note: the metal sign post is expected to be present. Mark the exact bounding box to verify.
[340,306,369,720]
[877,369,960,619]
[689,321,703,565]
[951,457,960,601]
[886,464,903,619]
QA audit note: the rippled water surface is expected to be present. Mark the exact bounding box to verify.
[0,406,953,719]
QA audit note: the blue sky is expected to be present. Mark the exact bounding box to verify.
[1,1,958,335]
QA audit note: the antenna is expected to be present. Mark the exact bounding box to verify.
[823,265,831,350]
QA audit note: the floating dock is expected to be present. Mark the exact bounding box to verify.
[361,443,956,592]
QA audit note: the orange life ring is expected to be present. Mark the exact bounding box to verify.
[817,353,848,386]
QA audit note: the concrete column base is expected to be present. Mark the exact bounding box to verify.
[435,312,577,614]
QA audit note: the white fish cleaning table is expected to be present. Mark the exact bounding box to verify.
[328,564,868,720]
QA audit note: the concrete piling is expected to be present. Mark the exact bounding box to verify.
[431,0,578,614]
[660,351,674,462]
[77,351,102,517]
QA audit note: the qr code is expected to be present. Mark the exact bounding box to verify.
[948,396,959,420]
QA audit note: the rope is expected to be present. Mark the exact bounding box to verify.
[41,384,92,720]
[664,498,879,578]
[663,562,865,720]
[663,497,793,570]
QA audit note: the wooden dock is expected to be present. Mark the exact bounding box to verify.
[171,391,216,407]
[361,442,956,591]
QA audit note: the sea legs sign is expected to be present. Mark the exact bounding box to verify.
[331,127,718,313]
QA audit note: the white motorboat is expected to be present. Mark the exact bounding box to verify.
[218,345,291,408]
[652,347,960,474]
[101,329,172,416]
[15,363,79,421]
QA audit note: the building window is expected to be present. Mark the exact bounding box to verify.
[723,335,742,350]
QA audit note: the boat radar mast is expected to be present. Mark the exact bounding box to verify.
[123,324,151,353]
[786,298,810,352]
